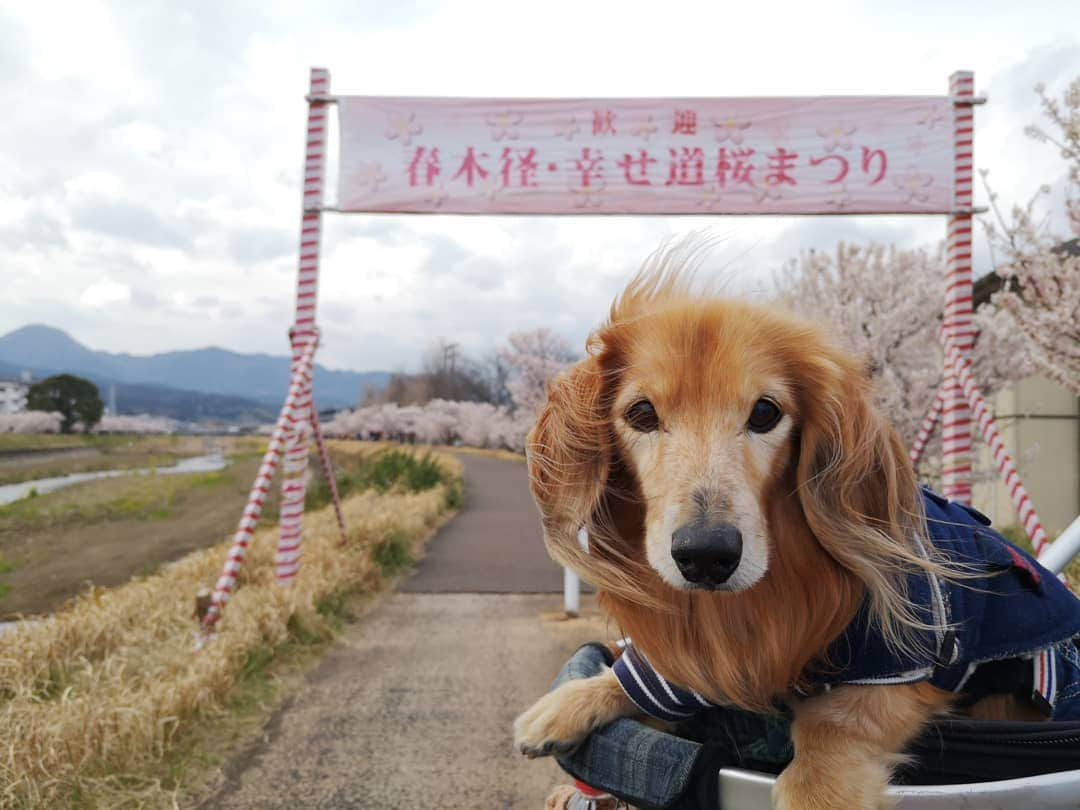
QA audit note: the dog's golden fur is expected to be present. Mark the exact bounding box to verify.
[513,258,996,808]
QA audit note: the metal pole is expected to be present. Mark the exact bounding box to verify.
[1038,514,1080,575]
[311,406,348,545]
[909,386,944,467]
[276,67,331,584]
[941,70,976,504]
[943,339,1049,554]
[563,527,590,617]
[200,341,318,635]
[563,567,580,617]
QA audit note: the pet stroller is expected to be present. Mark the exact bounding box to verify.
[550,524,1080,810]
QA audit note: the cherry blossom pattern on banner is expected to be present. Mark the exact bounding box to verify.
[336,96,953,214]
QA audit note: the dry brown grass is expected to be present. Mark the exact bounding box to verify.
[0,447,462,808]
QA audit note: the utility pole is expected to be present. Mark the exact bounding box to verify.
[442,342,459,376]
[442,342,460,399]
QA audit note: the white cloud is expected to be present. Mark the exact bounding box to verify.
[80,278,131,308]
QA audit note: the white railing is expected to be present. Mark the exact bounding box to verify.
[1038,514,1080,576]
[563,527,590,617]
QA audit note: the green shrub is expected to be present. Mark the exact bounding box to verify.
[366,450,444,493]
[305,449,449,511]
[285,612,332,646]
[444,481,463,510]
[371,530,413,578]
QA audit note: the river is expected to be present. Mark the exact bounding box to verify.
[0,453,230,507]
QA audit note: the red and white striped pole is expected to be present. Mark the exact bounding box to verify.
[276,68,331,584]
[201,341,318,634]
[909,386,944,467]
[311,406,348,545]
[941,71,976,504]
[944,340,1050,554]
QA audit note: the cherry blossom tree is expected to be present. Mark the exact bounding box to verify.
[775,242,1028,452]
[0,411,63,433]
[323,399,533,451]
[325,328,575,452]
[94,414,178,434]
[776,243,944,449]
[498,328,576,416]
[977,78,1080,396]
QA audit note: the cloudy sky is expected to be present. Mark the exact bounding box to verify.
[2,0,1077,373]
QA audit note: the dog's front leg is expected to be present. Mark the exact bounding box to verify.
[513,666,639,758]
[773,682,951,810]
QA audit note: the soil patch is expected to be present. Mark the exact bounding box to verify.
[0,454,279,617]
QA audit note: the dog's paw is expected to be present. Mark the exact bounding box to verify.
[773,762,895,810]
[513,690,589,759]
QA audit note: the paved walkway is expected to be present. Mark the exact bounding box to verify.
[207,453,608,809]
[401,454,563,593]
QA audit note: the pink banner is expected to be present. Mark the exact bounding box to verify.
[336,96,954,215]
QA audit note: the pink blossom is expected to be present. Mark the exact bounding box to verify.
[349,163,388,195]
[976,78,1080,395]
[554,117,581,141]
[0,411,63,434]
[893,170,934,203]
[384,112,423,147]
[815,123,856,152]
[774,241,1027,464]
[631,116,658,140]
[95,414,177,434]
[916,105,947,130]
[487,111,522,141]
[824,185,851,210]
[713,117,751,145]
[570,182,607,208]
[498,327,575,417]
[754,176,783,203]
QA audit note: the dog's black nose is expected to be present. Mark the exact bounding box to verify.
[671,523,742,586]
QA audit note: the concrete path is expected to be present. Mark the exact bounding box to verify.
[208,453,609,809]
[401,454,563,593]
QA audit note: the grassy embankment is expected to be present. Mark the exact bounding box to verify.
[0,437,266,614]
[0,441,462,808]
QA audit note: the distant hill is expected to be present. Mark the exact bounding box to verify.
[0,357,274,423]
[0,325,390,420]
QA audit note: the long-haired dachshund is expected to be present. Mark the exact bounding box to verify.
[513,249,1080,809]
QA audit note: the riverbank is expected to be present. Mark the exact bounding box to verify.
[0,451,228,507]
[0,441,265,617]
[0,444,463,809]
[0,434,212,486]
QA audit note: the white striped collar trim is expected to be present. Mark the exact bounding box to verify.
[621,651,695,718]
[843,667,934,686]
[1033,646,1057,708]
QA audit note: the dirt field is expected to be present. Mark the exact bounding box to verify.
[0,444,279,618]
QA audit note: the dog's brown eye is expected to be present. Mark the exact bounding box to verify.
[747,398,782,433]
[625,400,660,433]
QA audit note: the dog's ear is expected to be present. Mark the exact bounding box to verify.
[526,354,651,599]
[794,347,930,654]
[527,355,609,545]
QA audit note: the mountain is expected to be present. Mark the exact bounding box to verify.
[0,325,389,415]
[0,357,274,423]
